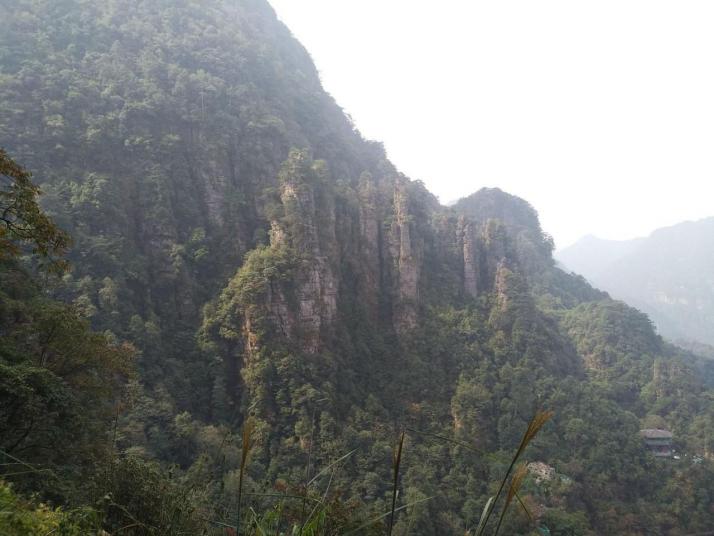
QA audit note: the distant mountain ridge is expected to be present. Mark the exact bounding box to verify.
[556,217,714,345]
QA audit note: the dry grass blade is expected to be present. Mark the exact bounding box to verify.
[301,449,355,533]
[0,449,56,478]
[505,463,528,507]
[243,493,322,504]
[522,410,553,448]
[342,496,434,535]
[475,409,553,536]
[405,427,486,455]
[514,491,534,524]
[388,431,405,536]
[473,496,494,536]
[236,417,255,534]
[493,463,528,535]
[301,467,335,532]
[306,448,356,487]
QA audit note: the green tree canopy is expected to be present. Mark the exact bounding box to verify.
[0,148,70,270]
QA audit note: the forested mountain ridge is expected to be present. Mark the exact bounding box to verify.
[1,1,713,534]
[556,218,714,346]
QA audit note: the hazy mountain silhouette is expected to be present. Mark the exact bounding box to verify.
[557,217,714,345]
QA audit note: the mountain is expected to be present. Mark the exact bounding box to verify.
[557,218,714,345]
[1,1,714,535]
[555,234,645,279]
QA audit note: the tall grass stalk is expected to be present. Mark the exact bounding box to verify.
[300,448,355,532]
[343,496,434,536]
[406,427,531,525]
[236,417,255,535]
[300,468,334,532]
[388,431,405,536]
[475,409,553,536]
[306,449,356,487]
[493,462,528,535]
[300,398,327,533]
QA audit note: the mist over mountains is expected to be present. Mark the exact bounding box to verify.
[557,217,714,346]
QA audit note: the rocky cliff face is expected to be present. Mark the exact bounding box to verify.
[231,169,558,361]
[458,217,481,298]
[389,179,421,331]
[1,0,561,371]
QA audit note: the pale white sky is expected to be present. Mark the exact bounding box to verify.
[268,0,714,248]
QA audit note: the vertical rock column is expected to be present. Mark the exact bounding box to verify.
[459,216,480,299]
[278,154,338,352]
[390,179,419,332]
[358,172,381,317]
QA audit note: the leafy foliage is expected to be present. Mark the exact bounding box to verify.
[0,148,70,270]
[0,479,101,536]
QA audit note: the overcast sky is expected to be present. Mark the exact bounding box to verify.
[268,0,714,248]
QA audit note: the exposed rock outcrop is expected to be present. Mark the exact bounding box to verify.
[390,179,420,332]
[358,172,381,315]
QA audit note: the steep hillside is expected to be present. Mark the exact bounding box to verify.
[557,218,714,345]
[0,0,395,407]
[1,1,714,534]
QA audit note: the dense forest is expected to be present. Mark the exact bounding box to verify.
[1,1,713,534]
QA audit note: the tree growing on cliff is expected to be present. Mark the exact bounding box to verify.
[0,148,70,270]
